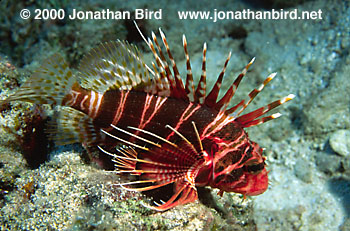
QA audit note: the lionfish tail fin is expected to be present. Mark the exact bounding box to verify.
[47,107,102,145]
[1,54,77,106]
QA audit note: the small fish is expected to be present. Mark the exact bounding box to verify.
[1,23,294,211]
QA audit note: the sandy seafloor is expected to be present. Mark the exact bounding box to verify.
[0,0,349,230]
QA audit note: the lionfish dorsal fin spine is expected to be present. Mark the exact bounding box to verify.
[151,31,172,78]
[214,57,255,111]
[183,35,195,102]
[234,72,277,117]
[235,94,295,127]
[135,25,294,128]
[204,51,232,108]
[147,37,175,95]
[194,43,207,104]
[158,28,187,99]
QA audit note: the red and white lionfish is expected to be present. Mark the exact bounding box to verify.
[2,24,294,211]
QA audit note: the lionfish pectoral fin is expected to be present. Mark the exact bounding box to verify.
[1,54,77,106]
[119,178,198,211]
[98,145,143,172]
[47,107,101,145]
[99,124,204,210]
[145,182,198,211]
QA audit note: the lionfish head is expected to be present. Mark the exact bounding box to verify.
[228,141,268,196]
[208,123,269,197]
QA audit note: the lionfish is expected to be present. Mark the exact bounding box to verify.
[1,23,294,211]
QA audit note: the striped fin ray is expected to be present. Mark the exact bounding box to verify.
[133,22,294,128]
[78,40,152,93]
[225,71,295,127]
[146,62,171,96]
[99,123,204,211]
[134,22,186,99]
[143,181,197,211]
[214,57,255,112]
[194,43,207,104]
[47,107,101,145]
[1,54,76,106]
[150,31,175,88]
[235,94,295,127]
[99,145,187,172]
[183,35,195,102]
[158,29,187,99]
[232,72,277,116]
[146,35,172,85]
[109,146,139,171]
[204,51,232,108]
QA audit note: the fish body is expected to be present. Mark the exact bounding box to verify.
[2,25,294,210]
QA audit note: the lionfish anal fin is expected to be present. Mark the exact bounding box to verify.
[99,123,205,211]
[47,107,101,146]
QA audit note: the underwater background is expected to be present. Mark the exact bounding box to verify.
[0,0,349,230]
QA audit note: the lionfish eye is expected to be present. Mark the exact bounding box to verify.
[244,162,265,173]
